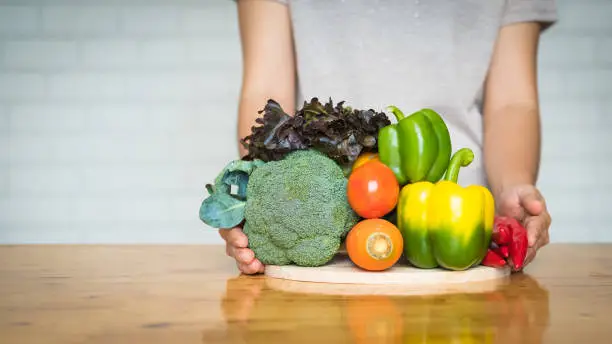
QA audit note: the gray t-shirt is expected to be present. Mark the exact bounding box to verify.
[249,0,557,187]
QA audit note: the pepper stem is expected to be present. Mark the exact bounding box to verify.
[443,148,474,183]
[386,105,406,122]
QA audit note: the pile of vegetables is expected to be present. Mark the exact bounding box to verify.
[199,98,528,272]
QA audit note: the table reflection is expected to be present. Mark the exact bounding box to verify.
[204,273,549,344]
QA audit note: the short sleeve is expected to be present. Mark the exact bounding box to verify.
[501,0,557,30]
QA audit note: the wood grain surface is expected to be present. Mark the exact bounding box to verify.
[1,244,611,344]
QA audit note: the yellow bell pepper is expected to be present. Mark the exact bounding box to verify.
[397,148,494,270]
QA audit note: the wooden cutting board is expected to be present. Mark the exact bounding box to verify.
[265,253,511,295]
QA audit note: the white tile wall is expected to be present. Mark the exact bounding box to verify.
[0,0,610,243]
[535,0,612,243]
[0,6,38,36]
[0,0,241,243]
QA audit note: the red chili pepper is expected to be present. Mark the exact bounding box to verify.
[495,216,528,270]
[481,248,506,268]
[492,217,512,245]
[493,245,509,259]
[509,220,528,270]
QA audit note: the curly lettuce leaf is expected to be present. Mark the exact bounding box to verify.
[240,98,391,169]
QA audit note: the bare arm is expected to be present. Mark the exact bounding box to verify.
[220,0,296,275]
[236,0,297,157]
[483,22,542,200]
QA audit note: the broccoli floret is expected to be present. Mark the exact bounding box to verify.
[243,150,359,267]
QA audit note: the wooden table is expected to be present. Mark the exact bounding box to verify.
[0,244,611,344]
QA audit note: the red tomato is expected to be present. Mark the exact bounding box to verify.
[347,160,399,218]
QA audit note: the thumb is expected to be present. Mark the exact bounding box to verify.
[518,186,544,216]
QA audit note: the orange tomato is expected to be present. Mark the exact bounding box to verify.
[346,219,403,271]
[347,160,399,218]
[352,152,379,172]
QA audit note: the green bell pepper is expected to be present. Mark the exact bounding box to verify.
[377,106,452,185]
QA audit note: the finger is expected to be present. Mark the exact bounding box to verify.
[518,187,545,216]
[523,216,540,247]
[238,259,264,275]
[218,228,231,240]
[219,227,249,248]
[520,219,550,271]
[523,247,537,268]
[524,214,550,247]
[533,224,550,251]
[542,228,550,246]
[225,244,253,262]
[233,248,256,265]
[229,228,249,248]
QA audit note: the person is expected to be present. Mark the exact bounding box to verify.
[220,0,556,274]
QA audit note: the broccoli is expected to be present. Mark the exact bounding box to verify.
[243,150,359,266]
[198,149,359,267]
